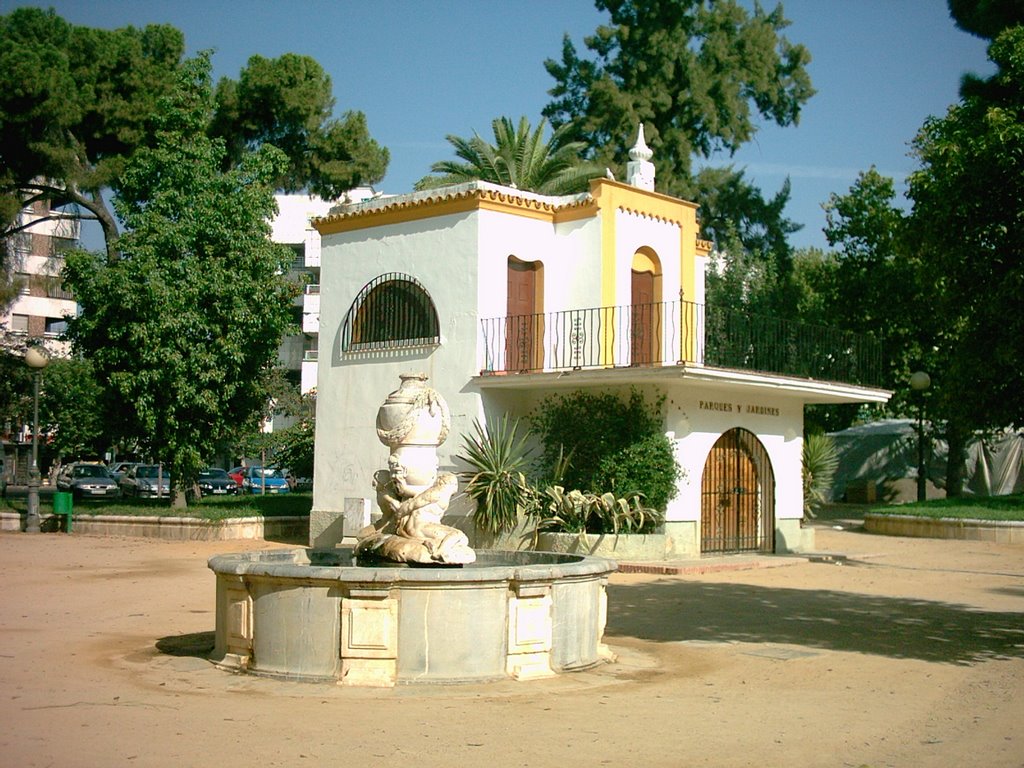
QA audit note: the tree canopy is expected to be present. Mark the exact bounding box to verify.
[62,55,297,507]
[415,116,603,195]
[808,2,1024,493]
[543,0,814,198]
[0,8,388,259]
[543,0,812,317]
[906,20,1024,435]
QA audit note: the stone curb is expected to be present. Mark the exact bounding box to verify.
[0,511,308,541]
[616,556,806,576]
[864,513,1024,543]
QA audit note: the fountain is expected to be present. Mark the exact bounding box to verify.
[208,374,617,686]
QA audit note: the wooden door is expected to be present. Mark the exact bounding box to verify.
[506,259,541,371]
[700,429,775,553]
[631,269,657,365]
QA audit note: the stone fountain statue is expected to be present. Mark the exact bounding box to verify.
[354,373,476,565]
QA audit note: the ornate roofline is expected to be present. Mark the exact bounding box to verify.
[313,181,594,234]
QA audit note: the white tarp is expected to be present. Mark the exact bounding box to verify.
[827,419,1024,502]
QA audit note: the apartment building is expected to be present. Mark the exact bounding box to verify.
[268,190,380,431]
[3,199,79,354]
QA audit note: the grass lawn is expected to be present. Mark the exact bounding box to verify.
[1,492,311,521]
[869,494,1024,522]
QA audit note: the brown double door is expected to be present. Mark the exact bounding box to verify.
[701,429,775,553]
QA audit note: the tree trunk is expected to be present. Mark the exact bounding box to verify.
[170,484,188,510]
[945,419,969,498]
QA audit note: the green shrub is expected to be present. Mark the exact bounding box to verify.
[595,432,680,513]
[531,388,679,512]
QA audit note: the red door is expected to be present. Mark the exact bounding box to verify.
[506,259,541,371]
[631,269,657,365]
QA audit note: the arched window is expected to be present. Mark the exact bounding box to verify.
[341,273,440,351]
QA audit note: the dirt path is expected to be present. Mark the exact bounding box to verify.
[1,528,1022,768]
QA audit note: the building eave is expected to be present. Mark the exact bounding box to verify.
[472,363,892,405]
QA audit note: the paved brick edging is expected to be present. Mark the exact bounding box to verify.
[864,513,1024,543]
[0,511,308,541]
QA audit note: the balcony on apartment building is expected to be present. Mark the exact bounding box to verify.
[301,284,320,334]
[479,300,883,388]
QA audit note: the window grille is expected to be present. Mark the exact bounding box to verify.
[341,273,440,351]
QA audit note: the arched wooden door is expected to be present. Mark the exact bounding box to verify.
[630,249,662,366]
[700,428,775,553]
[506,257,543,371]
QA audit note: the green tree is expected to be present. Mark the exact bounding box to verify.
[37,357,106,461]
[903,12,1024,493]
[816,170,932,434]
[543,0,812,315]
[415,116,602,194]
[0,8,388,260]
[822,169,912,337]
[63,55,297,508]
[0,348,32,438]
[210,52,389,197]
[543,0,814,197]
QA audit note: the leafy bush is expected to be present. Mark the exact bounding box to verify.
[531,388,679,512]
[594,433,681,513]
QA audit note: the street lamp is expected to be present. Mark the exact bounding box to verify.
[909,370,931,502]
[24,345,49,533]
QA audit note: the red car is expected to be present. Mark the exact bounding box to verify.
[227,466,246,487]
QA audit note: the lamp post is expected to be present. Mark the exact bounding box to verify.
[909,370,931,502]
[24,345,50,533]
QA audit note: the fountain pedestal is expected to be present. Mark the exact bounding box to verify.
[209,548,616,686]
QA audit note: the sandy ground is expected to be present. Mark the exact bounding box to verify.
[1,523,1022,768]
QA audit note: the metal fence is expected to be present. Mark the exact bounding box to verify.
[480,300,882,387]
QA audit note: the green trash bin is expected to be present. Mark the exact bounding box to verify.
[53,491,73,533]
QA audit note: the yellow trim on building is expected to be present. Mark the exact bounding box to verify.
[314,187,595,235]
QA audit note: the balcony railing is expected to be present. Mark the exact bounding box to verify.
[480,300,883,388]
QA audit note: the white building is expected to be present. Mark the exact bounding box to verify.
[308,130,891,557]
[268,190,381,431]
[3,199,79,356]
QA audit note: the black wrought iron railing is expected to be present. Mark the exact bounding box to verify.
[480,300,883,387]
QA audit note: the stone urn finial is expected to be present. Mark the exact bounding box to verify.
[376,372,451,449]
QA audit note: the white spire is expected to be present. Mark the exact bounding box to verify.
[626,123,655,190]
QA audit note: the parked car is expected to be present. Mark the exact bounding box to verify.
[119,464,172,499]
[227,466,246,487]
[242,466,290,494]
[56,462,121,500]
[197,467,239,497]
[107,461,138,483]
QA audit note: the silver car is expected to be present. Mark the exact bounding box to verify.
[56,462,122,500]
[119,464,172,499]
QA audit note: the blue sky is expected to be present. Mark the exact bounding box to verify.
[4,0,993,250]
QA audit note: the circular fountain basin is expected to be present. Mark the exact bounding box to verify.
[208,548,617,686]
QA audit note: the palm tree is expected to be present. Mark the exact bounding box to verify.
[414,116,602,195]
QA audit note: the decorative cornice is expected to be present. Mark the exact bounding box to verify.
[313,182,594,234]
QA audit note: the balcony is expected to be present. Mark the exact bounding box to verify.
[480,300,883,388]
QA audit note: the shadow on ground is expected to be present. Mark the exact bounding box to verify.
[607,571,1024,665]
[156,631,215,657]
